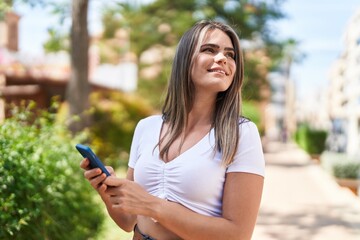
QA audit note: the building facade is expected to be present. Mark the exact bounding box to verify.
[328,8,360,155]
[0,11,20,51]
[265,66,297,142]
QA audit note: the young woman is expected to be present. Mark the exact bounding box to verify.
[81,20,265,240]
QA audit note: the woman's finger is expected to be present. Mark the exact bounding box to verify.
[104,176,125,187]
[80,158,90,170]
[98,183,107,193]
[105,166,116,176]
[105,185,122,196]
[84,168,102,180]
[89,173,107,190]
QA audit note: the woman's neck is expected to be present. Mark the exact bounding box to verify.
[187,94,216,130]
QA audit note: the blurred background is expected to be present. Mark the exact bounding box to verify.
[1,0,360,239]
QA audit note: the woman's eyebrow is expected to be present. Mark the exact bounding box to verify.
[201,43,235,52]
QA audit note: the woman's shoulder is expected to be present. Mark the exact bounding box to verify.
[239,117,256,127]
[137,114,163,127]
[133,115,162,137]
[238,117,260,136]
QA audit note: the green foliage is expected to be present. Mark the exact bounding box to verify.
[101,5,128,40]
[99,0,288,105]
[332,162,360,179]
[43,27,69,53]
[242,101,264,135]
[320,152,360,180]
[102,1,196,56]
[89,91,155,168]
[294,125,328,155]
[0,103,105,239]
[242,101,261,127]
[137,60,172,109]
[0,1,12,21]
[242,56,270,101]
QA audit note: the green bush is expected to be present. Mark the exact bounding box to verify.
[89,90,154,168]
[294,125,328,155]
[332,162,360,179]
[0,104,105,239]
[242,101,262,131]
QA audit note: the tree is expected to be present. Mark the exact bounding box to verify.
[2,0,296,126]
[1,0,91,132]
[101,0,289,105]
[66,0,91,132]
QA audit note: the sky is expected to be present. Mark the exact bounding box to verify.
[274,0,360,100]
[14,0,360,100]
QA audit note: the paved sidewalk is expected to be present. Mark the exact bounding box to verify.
[252,141,360,240]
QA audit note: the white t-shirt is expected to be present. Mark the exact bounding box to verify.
[128,115,265,217]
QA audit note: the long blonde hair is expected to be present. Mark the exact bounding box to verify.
[160,20,244,166]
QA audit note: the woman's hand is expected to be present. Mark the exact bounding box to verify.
[80,162,138,232]
[80,158,115,193]
[104,177,160,217]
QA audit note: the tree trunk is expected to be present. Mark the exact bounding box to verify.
[66,0,90,133]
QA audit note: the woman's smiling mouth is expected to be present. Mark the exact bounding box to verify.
[208,68,229,76]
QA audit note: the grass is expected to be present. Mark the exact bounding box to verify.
[96,215,133,240]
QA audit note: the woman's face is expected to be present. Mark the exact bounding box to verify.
[191,29,236,95]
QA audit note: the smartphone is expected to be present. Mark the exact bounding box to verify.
[75,144,111,177]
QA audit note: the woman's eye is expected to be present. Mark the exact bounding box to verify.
[226,52,235,59]
[202,48,215,53]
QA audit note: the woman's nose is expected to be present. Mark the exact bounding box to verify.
[214,52,227,64]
